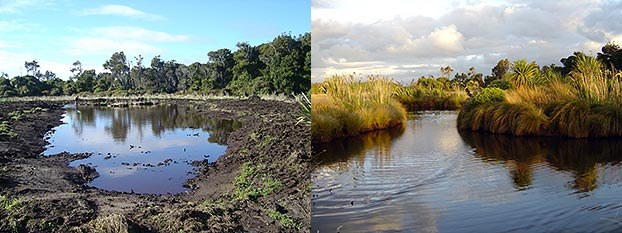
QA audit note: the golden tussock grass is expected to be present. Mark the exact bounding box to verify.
[459,55,622,138]
[311,75,407,143]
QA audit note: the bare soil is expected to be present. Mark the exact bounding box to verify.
[0,98,311,232]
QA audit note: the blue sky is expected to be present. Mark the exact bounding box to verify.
[0,0,310,79]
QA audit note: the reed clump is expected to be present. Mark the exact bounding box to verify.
[393,77,469,110]
[311,74,407,142]
[458,55,622,138]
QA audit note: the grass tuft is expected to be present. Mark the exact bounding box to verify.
[459,55,622,138]
[311,74,407,142]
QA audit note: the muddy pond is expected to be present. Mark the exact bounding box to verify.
[312,111,622,232]
[44,104,241,194]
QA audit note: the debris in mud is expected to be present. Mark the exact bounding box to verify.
[77,164,99,182]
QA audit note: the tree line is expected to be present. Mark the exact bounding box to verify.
[0,32,310,97]
[411,42,622,96]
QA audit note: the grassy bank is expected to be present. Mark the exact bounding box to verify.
[458,55,622,138]
[394,77,468,110]
[311,75,407,143]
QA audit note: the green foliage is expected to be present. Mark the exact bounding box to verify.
[0,121,17,138]
[233,162,282,201]
[471,88,505,105]
[508,59,540,87]
[0,195,21,211]
[8,111,22,121]
[393,76,468,110]
[0,32,310,98]
[487,79,511,90]
[459,54,622,138]
[268,210,301,230]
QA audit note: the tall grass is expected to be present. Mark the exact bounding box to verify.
[459,55,622,138]
[312,75,407,142]
[393,78,468,110]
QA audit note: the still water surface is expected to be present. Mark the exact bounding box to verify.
[312,111,622,232]
[44,105,241,194]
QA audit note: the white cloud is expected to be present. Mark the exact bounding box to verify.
[0,0,53,13]
[65,37,161,57]
[91,26,189,43]
[312,0,618,82]
[0,20,26,32]
[81,4,164,20]
[64,26,189,57]
[0,49,74,79]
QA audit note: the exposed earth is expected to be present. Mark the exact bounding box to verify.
[0,98,311,232]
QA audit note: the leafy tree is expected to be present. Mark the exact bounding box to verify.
[24,60,41,78]
[45,77,65,96]
[104,52,131,90]
[75,69,96,93]
[207,49,234,89]
[41,70,56,81]
[597,42,622,71]
[486,58,509,86]
[175,64,191,92]
[441,65,454,79]
[0,76,16,97]
[560,51,586,75]
[162,60,179,93]
[70,60,83,79]
[94,72,113,93]
[130,55,146,91]
[230,42,262,95]
[11,75,42,96]
[63,80,77,95]
[259,33,308,94]
[4,32,312,97]
[508,59,540,87]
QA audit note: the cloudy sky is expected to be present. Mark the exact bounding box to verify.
[312,0,622,83]
[0,0,309,79]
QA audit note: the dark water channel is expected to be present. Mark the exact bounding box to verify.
[312,111,622,232]
[44,105,241,194]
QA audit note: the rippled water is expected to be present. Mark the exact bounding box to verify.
[312,111,622,232]
[44,105,242,194]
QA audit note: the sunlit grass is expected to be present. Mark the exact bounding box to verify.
[393,81,468,110]
[311,75,407,142]
[459,55,622,138]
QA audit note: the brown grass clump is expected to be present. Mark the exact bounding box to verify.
[311,75,407,142]
[458,55,622,138]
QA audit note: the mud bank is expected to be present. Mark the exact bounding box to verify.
[0,98,310,232]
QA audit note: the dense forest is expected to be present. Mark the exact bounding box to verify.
[0,33,310,97]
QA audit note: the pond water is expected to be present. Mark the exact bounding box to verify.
[44,105,242,194]
[312,111,622,232]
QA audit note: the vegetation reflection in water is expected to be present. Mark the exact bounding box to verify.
[312,111,622,232]
[461,131,622,193]
[45,104,242,194]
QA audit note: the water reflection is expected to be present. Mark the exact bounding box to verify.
[314,124,405,167]
[312,111,622,232]
[66,105,241,145]
[460,132,622,192]
[45,105,242,194]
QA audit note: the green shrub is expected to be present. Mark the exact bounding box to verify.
[471,88,505,105]
[487,79,511,90]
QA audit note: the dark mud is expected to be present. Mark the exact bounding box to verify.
[0,98,311,232]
